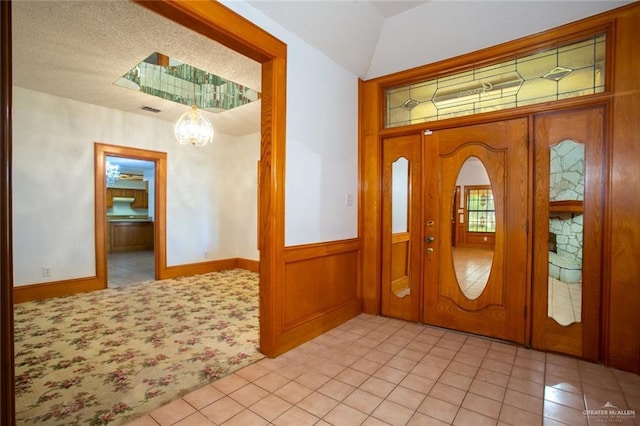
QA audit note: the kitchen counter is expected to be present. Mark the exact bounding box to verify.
[107,220,154,253]
[107,215,152,221]
[107,218,153,222]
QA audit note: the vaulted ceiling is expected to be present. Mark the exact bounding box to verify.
[12,0,631,137]
[246,0,631,79]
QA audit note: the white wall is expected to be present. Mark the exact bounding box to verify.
[12,87,259,286]
[221,0,359,246]
[231,133,260,260]
[143,168,155,220]
[456,158,491,209]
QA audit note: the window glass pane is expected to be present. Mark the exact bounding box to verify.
[517,51,557,80]
[385,33,606,128]
[559,67,595,95]
[411,102,438,123]
[411,82,437,102]
[467,188,496,233]
[388,88,410,109]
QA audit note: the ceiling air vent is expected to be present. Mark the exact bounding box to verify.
[141,106,161,113]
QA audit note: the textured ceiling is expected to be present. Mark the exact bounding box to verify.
[12,0,262,136]
[11,0,428,139]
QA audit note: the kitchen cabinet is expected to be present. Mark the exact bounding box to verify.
[132,190,148,209]
[106,188,148,208]
[107,221,154,253]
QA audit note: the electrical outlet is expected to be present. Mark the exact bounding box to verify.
[204,251,208,258]
[42,266,51,277]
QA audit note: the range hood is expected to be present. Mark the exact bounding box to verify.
[112,197,135,203]
[109,196,144,218]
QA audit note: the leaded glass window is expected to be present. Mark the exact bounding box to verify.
[466,187,495,233]
[386,34,606,128]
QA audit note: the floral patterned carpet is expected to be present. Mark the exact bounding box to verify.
[14,269,263,425]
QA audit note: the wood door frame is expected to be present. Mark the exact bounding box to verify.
[1,1,287,423]
[359,5,619,318]
[531,106,605,361]
[95,143,166,285]
[381,134,423,322]
[87,1,287,356]
[422,119,529,344]
[360,3,640,373]
[1,2,14,423]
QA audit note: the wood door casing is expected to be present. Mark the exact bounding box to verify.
[532,106,605,361]
[381,134,422,322]
[423,119,529,344]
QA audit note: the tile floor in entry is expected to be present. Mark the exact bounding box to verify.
[126,313,640,425]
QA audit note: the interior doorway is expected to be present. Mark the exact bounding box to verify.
[105,156,156,288]
[94,143,167,289]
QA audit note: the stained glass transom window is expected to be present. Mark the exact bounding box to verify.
[385,34,606,128]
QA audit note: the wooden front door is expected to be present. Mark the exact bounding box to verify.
[531,106,605,361]
[423,119,529,343]
[381,134,423,321]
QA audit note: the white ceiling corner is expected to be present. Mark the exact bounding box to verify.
[246,0,429,77]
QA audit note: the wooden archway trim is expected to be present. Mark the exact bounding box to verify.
[132,1,287,358]
[1,1,287,424]
[0,2,14,424]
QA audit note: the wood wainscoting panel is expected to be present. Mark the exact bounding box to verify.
[276,239,362,352]
[283,251,358,328]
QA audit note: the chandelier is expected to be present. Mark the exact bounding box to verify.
[174,105,214,146]
[106,160,120,185]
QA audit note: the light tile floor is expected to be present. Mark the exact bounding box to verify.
[108,250,155,287]
[126,314,640,426]
[452,247,580,326]
[548,278,582,326]
[452,247,493,300]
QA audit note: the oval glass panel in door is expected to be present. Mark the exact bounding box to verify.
[548,140,584,326]
[391,157,410,297]
[452,156,495,300]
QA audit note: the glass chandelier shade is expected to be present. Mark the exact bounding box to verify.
[105,160,120,185]
[174,105,214,147]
